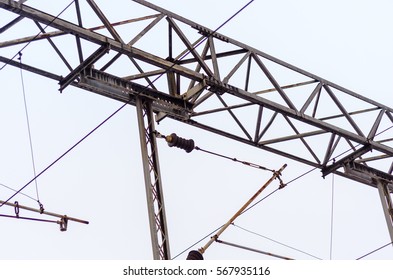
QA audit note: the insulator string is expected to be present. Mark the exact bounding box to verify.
[0,182,37,201]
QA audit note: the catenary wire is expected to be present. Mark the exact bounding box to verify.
[171,224,224,260]
[0,0,76,71]
[356,241,393,260]
[0,0,255,206]
[0,102,127,208]
[0,182,37,201]
[195,146,274,172]
[18,53,41,205]
[171,155,320,259]
[173,132,393,259]
[172,188,318,260]
[231,223,323,260]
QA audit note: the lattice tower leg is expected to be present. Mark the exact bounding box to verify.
[136,97,171,260]
[376,179,393,245]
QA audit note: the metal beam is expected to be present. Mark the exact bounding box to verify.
[2,0,393,171]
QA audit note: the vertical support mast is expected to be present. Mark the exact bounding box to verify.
[136,96,171,260]
[376,180,393,245]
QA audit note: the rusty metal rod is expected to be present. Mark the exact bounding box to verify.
[0,213,59,224]
[0,199,89,225]
[198,164,287,254]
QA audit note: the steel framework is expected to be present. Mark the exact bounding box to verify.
[1,0,393,259]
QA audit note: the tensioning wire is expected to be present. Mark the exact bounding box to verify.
[356,242,393,260]
[231,223,323,260]
[0,182,37,201]
[195,146,274,172]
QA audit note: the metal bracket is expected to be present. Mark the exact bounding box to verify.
[321,144,371,178]
[59,215,68,232]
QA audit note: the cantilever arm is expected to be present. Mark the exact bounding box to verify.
[0,199,89,225]
[198,164,287,255]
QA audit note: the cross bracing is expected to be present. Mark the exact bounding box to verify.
[1,0,392,190]
[1,0,393,259]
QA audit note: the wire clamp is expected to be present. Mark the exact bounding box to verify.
[38,202,45,214]
[278,176,287,189]
[14,201,20,218]
[59,215,68,232]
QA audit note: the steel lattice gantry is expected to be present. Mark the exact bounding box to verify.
[1,0,393,258]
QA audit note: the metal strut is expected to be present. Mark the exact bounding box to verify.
[343,162,393,245]
[0,199,89,231]
[188,164,287,259]
[136,96,171,260]
[376,180,393,244]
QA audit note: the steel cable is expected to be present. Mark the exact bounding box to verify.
[18,53,41,206]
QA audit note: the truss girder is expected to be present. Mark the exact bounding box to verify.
[1,0,393,190]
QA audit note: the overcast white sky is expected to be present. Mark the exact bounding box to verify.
[1,0,393,260]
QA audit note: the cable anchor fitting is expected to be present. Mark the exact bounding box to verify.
[14,201,20,218]
[274,164,288,189]
[38,201,45,214]
[59,215,68,232]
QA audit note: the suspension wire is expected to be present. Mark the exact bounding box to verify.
[173,186,323,260]
[18,52,41,207]
[356,241,393,260]
[171,224,224,260]
[329,172,335,259]
[240,188,279,215]
[288,167,319,185]
[374,124,393,138]
[0,182,37,201]
[195,146,274,172]
[1,0,255,207]
[0,103,127,208]
[232,223,323,260]
[1,0,74,208]
[172,167,328,259]
[242,166,321,215]
[0,0,76,71]
[172,188,284,259]
[216,239,294,260]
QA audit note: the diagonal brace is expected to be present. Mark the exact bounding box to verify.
[59,43,109,92]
